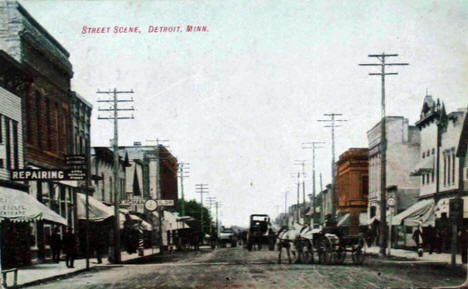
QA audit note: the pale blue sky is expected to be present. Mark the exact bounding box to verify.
[21,0,468,226]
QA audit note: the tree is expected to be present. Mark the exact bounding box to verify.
[178,199,213,236]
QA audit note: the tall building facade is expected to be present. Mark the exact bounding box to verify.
[367,116,420,222]
[0,1,76,260]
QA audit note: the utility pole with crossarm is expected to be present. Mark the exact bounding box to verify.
[302,141,325,225]
[318,113,347,220]
[97,88,135,264]
[359,53,408,256]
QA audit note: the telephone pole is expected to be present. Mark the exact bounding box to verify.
[294,160,308,222]
[207,196,216,235]
[359,53,408,255]
[97,88,135,264]
[215,202,222,236]
[294,172,300,223]
[303,141,325,224]
[320,172,324,222]
[318,113,347,219]
[178,162,190,216]
[284,191,289,226]
[195,184,209,240]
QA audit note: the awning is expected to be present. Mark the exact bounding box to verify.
[77,194,126,226]
[177,215,195,222]
[304,206,320,216]
[391,199,435,226]
[0,186,67,225]
[337,212,368,226]
[410,157,434,176]
[337,213,350,227]
[140,220,152,231]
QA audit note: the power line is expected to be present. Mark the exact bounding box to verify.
[294,160,308,222]
[302,141,325,225]
[195,184,209,238]
[97,88,135,264]
[359,53,408,256]
[318,113,347,219]
[178,162,190,216]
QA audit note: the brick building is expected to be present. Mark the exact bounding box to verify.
[335,148,369,235]
[0,1,76,260]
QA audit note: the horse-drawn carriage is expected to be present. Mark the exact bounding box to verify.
[277,223,366,265]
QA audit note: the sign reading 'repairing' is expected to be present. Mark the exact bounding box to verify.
[10,169,87,181]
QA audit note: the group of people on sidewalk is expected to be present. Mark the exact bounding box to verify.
[412,225,468,262]
[50,228,77,268]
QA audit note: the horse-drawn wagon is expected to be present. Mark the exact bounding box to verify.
[277,223,366,265]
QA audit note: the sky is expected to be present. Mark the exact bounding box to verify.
[20,0,468,227]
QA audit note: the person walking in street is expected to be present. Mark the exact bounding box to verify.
[63,228,77,268]
[50,227,62,263]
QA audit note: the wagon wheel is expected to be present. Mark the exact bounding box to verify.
[351,245,365,265]
[318,238,333,265]
[333,245,346,265]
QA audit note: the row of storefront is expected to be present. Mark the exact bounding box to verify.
[0,2,191,270]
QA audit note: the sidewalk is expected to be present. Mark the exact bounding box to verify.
[366,246,464,265]
[4,248,159,288]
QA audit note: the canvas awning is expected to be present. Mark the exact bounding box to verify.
[0,186,67,225]
[410,157,434,176]
[337,212,368,227]
[77,194,126,226]
[140,220,152,231]
[391,199,435,226]
[177,215,195,222]
[305,207,320,216]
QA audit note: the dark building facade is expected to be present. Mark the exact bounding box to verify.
[0,1,76,261]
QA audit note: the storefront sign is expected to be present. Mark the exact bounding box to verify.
[144,199,158,211]
[121,198,145,213]
[10,169,87,181]
[157,199,174,207]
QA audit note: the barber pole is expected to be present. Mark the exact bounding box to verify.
[138,238,144,256]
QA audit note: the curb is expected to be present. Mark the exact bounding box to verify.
[15,253,159,288]
[366,252,467,271]
[16,267,90,288]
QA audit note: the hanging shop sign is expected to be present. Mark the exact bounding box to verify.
[156,199,174,207]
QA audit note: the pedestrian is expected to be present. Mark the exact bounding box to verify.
[412,226,423,257]
[459,228,467,264]
[426,225,436,254]
[50,227,62,263]
[63,228,77,268]
[93,231,105,264]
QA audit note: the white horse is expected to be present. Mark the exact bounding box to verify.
[277,222,319,264]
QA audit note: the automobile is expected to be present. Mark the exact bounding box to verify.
[218,227,238,248]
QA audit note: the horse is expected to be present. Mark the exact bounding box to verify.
[277,222,317,264]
